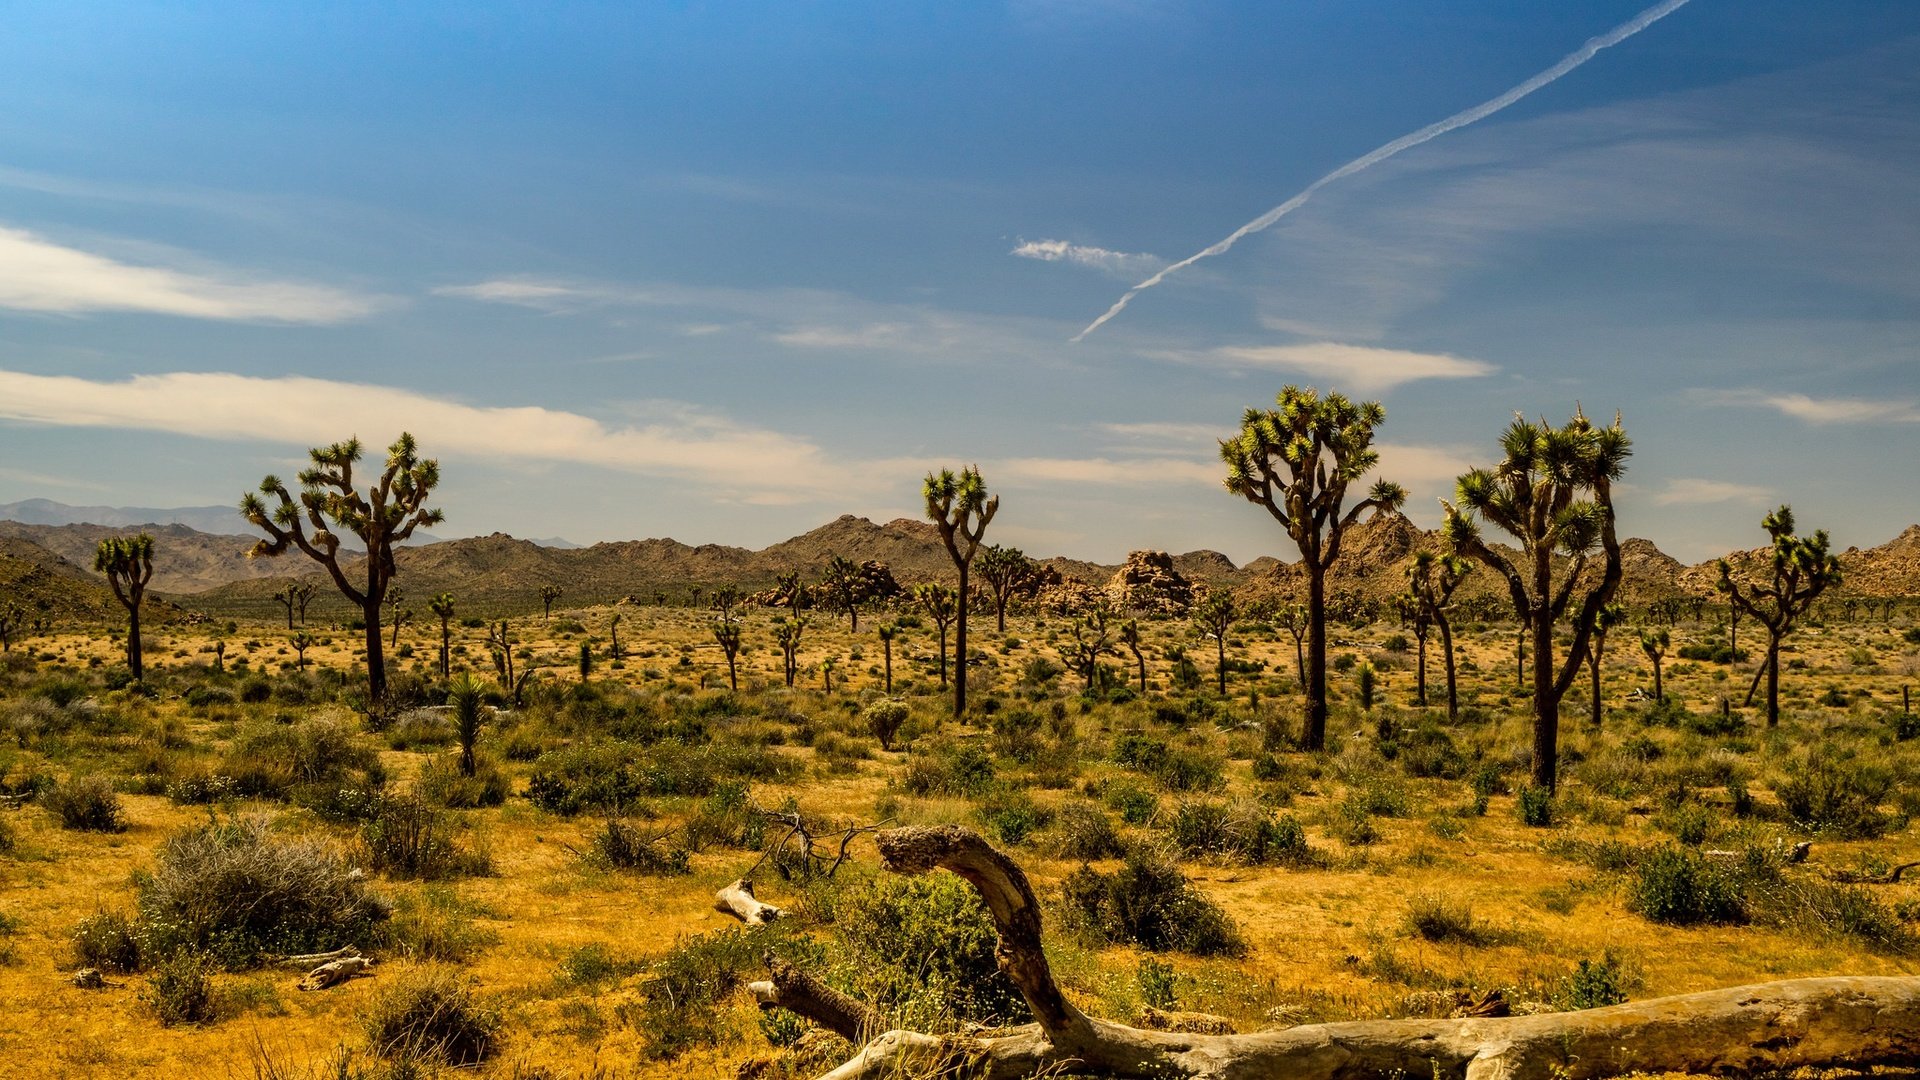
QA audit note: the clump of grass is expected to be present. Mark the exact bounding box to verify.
[1060,854,1245,958]
[974,788,1053,846]
[580,818,689,875]
[554,942,644,989]
[44,774,126,832]
[631,927,775,1060]
[385,887,499,963]
[361,794,491,880]
[1402,894,1485,945]
[1515,785,1554,828]
[144,950,217,1026]
[1167,800,1316,866]
[1050,800,1128,860]
[360,968,502,1067]
[71,909,143,972]
[1627,845,1749,926]
[1555,952,1631,1009]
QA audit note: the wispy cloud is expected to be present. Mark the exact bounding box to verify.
[1011,238,1165,279]
[992,456,1218,487]
[1165,341,1496,394]
[0,368,893,503]
[1095,421,1226,447]
[0,225,384,323]
[1704,389,1920,425]
[1651,477,1775,506]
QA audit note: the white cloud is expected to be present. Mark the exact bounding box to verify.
[1170,341,1496,393]
[1011,238,1166,279]
[1651,477,1775,506]
[0,368,885,503]
[1705,389,1920,425]
[0,225,383,323]
[992,456,1219,487]
[1095,421,1227,447]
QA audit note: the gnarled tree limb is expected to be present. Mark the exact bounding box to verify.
[786,825,1920,1080]
[749,955,886,1044]
[715,878,785,925]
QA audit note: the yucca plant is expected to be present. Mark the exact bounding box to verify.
[448,674,487,777]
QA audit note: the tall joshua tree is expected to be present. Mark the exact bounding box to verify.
[978,544,1036,634]
[1221,386,1405,750]
[822,554,864,632]
[1640,627,1670,704]
[924,466,997,715]
[1120,618,1147,694]
[94,534,155,681]
[1717,505,1842,727]
[540,584,562,621]
[429,592,456,678]
[774,616,807,689]
[914,582,957,688]
[1407,551,1472,721]
[714,621,743,692]
[876,622,898,694]
[1192,589,1237,696]
[241,433,443,703]
[1443,408,1630,791]
[1586,602,1628,728]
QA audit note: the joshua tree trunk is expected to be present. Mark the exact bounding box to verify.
[955,566,970,713]
[1652,652,1664,703]
[1215,633,1227,696]
[1515,623,1526,690]
[1304,568,1328,750]
[438,617,451,678]
[936,622,949,688]
[1414,630,1428,707]
[126,604,143,681]
[362,599,386,702]
[1766,637,1782,727]
[1589,645,1603,727]
[1438,618,1458,722]
[994,594,1008,634]
[882,638,892,694]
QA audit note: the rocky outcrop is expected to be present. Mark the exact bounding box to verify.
[1107,550,1195,616]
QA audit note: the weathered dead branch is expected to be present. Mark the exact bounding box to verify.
[296,955,374,991]
[743,824,1920,1080]
[1828,859,1920,884]
[715,877,785,925]
[748,955,886,1043]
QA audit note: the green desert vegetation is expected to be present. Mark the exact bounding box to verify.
[2,400,1920,1079]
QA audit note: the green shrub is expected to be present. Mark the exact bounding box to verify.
[1102,780,1159,825]
[222,717,384,803]
[581,818,690,876]
[144,949,217,1026]
[415,755,510,809]
[835,871,1029,1028]
[554,942,643,989]
[863,699,910,751]
[1111,734,1223,792]
[1516,785,1554,828]
[1777,752,1892,839]
[1060,855,1245,957]
[361,968,502,1067]
[385,887,499,963]
[1136,957,1177,1009]
[361,794,488,880]
[1627,846,1747,926]
[632,928,770,1059]
[973,788,1052,846]
[71,910,143,972]
[1050,801,1127,860]
[901,742,996,798]
[45,775,126,832]
[1557,952,1629,1009]
[1167,800,1314,866]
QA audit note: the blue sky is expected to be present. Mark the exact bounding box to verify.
[0,0,1915,564]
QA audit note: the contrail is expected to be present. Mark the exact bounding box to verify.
[1073,0,1694,341]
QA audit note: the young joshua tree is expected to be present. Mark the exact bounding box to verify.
[875,622,898,694]
[914,582,957,688]
[924,466,998,715]
[774,616,808,689]
[1191,588,1238,696]
[1640,626,1670,704]
[429,592,456,678]
[1061,604,1116,692]
[274,582,300,630]
[713,621,743,692]
[1443,408,1630,791]
[240,433,443,703]
[1395,593,1431,707]
[1586,601,1628,728]
[1407,551,1472,721]
[1120,618,1147,694]
[291,630,313,673]
[1221,386,1405,749]
[977,544,1037,634]
[1275,601,1308,689]
[821,554,865,632]
[540,584,562,621]
[608,611,623,663]
[0,603,17,653]
[94,534,155,681]
[1717,505,1843,727]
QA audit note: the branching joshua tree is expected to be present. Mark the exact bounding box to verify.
[274,583,300,630]
[291,631,313,673]
[1640,626,1670,704]
[540,584,562,621]
[1221,386,1405,749]
[1395,593,1431,707]
[914,582,958,688]
[1718,505,1843,727]
[978,544,1038,633]
[1586,601,1628,728]
[714,620,743,692]
[821,554,864,632]
[875,622,898,694]
[94,534,155,681]
[486,619,534,703]
[240,433,443,702]
[1275,602,1308,689]
[1443,408,1630,791]
[1407,551,1472,721]
[1120,618,1147,694]
[774,616,808,689]
[1060,604,1116,692]
[712,584,741,624]
[1192,589,1237,696]
[924,466,998,715]
[429,592,456,678]
[821,656,837,694]
[0,604,18,653]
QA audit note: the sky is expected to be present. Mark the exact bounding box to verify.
[0,0,1915,565]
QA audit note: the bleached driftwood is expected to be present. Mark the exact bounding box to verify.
[297,955,374,991]
[273,945,363,968]
[775,825,1920,1080]
[715,878,785,925]
[748,955,886,1043]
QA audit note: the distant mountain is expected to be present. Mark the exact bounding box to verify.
[0,536,190,626]
[0,499,440,550]
[0,520,276,594]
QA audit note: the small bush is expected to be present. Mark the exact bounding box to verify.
[1051,801,1127,860]
[901,742,997,798]
[1060,855,1245,957]
[385,887,499,963]
[974,788,1052,846]
[71,910,143,972]
[581,818,690,875]
[632,928,769,1059]
[361,968,502,1067]
[45,775,126,832]
[863,699,909,751]
[416,755,510,809]
[836,871,1029,1029]
[1403,895,1484,945]
[1516,785,1554,828]
[1136,957,1177,1009]
[145,950,217,1026]
[1557,952,1630,1009]
[554,942,643,988]
[362,795,487,880]
[1103,780,1159,826]
[1627,846,1748,926]
[1168,800,1314,866]
[1777,752,1892,839]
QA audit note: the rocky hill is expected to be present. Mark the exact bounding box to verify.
[0,520,275,594]
[0,536,191,628]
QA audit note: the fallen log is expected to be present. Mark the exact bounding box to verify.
[272,946,363,968]
[783,825,1920,1080]
[297,955,374,991]
[1828,859,1920,884]
[715,878,785,925]
[748,955,886,1043]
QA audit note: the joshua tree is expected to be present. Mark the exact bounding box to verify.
[486,619,530,702]
[578,640,594,679]
[821,555,864,632]
[609,612,623,663]
[1586,602,1628,727]
[240,433,443,703]
[1120,618,1147,694]
[212,637,226,673]
[1718,505,1843,727]
[94,534,154,681]
[1407,551,1472,721]
[924,466,998,715]
[875,622,898,694]
[429,592,456,678]
[1443,408,1630,791]
[448,673,486,777]
[1275,602,1308,689]
[274,582,300,630]
[540,584,562,621]
[774,572,804,611]
[1640,627,1670,704]
[714,621,743,692]
[1395,593,1431,707]
[291,630,313,672]
[0,603,19,653]
[978,544,1038,633]
[913,582,958,688]
[1191,589,1238,696]
[1060,605,1116,692]
[387,592,413,650]
[821,656,837,694]
[1221,386,1405,750]
[774,616,808,689]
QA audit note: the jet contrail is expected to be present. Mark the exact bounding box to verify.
[1073,0,1694,341]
